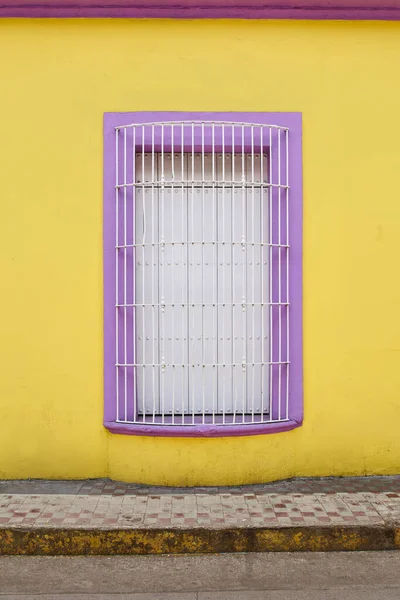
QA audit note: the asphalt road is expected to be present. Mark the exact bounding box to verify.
[0,551,400,599]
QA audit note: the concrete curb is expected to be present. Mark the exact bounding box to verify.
[0,526,399,555]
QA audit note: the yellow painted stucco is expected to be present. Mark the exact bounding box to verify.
[0,18,399,485]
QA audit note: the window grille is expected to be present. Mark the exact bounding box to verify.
[112,120,292,428]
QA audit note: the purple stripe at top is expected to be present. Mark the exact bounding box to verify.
[1,0,400,19]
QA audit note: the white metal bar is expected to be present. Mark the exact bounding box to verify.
[117,182,288,189]
[220,128,226,422]
[151,125,156,422]
[285,127,290,420]
[160,125,165,423]
[278,128,282,421]
[181,123,186,423]
[191,123,195,424]
[123,127,128,422]
[211,123,218,423]
[251,125,255,422]
[119,302,288,307]
[201,123,205,424]
[231,125,236,423]
[116,120,289,130]
[118,361,288,367]
[212,123,217,424]
[260,127,265,419]
[132,126,137,421]
[118,242,289,248]
[115,128,120,422]
[240,124,246,423]
[269,126,273,420]
[129,417,290,426]
[141,126,146,422]
[171,126,176,423]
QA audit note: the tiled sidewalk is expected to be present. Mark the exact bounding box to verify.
[0,476,399,530]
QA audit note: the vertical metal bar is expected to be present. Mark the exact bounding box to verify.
[151,125,156,423]
[123,127,128,422]
[230,124,235,424]
[269,126,273,421]
[239,124,246,423]
[171,125,176,423]
[191,123,195,424]
[212,122,217,424]
[171,123,175,180]
[285,127,290,420]
[141,126,146,422]
[132,127,139,421]
[186,130,191,420]
[278,128,282,421]
[260,126,265,422]
[201,122,205,423]
[160,124,165,423]
[115,128,120,422]
[181,123,186,423]
[132,126,137,422]
[222,124,225,424]
[221,125,226,423]
[251,125,255,423]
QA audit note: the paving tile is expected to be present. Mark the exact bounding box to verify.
[0,476,399,530]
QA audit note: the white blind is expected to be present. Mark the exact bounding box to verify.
[134,151,269,420]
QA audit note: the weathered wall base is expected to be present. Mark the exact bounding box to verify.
[0,526,399,555]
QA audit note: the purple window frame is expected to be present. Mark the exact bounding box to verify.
[104,111,303,437]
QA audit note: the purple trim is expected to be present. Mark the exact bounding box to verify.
[104,111,303,438]
[105,419,300,437]
[1,0,400,19]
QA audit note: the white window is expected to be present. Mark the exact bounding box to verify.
[105,116,301,433]
[135,150,269,420]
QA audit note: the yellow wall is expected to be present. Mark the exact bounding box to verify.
[1,18,400,485]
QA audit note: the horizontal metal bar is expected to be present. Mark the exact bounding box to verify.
[116,418,291,426]
[115,120,289,131]
[117,242,289,249]
[116,362,289,367]
[117,302,289,307]
[116,182,288,190]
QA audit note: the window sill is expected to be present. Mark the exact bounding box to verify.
[104,419,301,438]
